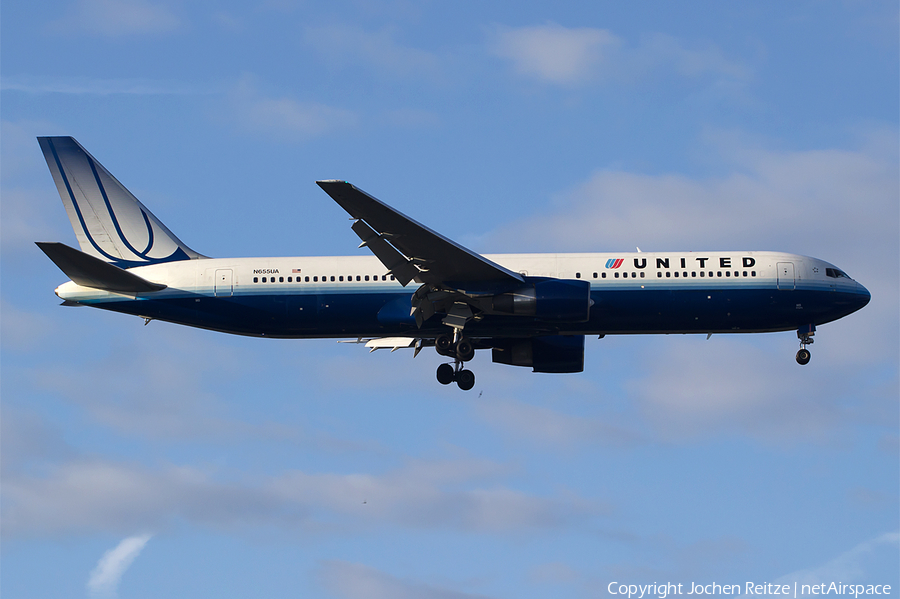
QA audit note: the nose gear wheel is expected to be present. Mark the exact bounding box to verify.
[796,325,815,365]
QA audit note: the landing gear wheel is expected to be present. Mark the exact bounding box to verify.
[455,339,475,362]
[435,334,453,356]
[796,348,811,365]
[456,369,475,391]
[436,363,455,385]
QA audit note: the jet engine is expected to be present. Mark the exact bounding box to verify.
[491,278,591,322]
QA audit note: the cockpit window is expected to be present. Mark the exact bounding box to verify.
[826,268,851,279]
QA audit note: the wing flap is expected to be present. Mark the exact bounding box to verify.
[351,219,419,285]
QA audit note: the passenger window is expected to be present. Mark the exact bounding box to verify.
[699,272,704,278]
[390,275,395,281]
[640,272,645,278]
[576,272,581,279]
[356,276,361,281]
[279,277,284,282]
[593,272,598,279]
[751,271,756,277]
[666,272,671,278]
[674,272,679,278]
[365,275,369,281]
[339,276,344,281]
[602,273,607,279]
[253,277,258,283]
[330,276,335,282]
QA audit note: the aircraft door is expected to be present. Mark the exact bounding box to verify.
[215,269,233,296]
[776,262,795,290]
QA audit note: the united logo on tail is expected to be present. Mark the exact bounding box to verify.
[38,136,204,268]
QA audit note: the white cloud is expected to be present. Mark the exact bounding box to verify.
[775,532,900,585]
[87,534,153,598]
[268,456,601,532]
[485,128,899,278]
[317,560,495,599]
[50,0,181,37]
[1,76,217,96]
[34,327,295,441]
[491,23,620,84]
[1,454,603,537]
[476,129,898,443]
[1,458,278,536]
[623,336,853,442]
[489,24,747,86]
[475,398,641,447]
[304,25,439,77]
[630,33,748,80]
[229,75,357,141]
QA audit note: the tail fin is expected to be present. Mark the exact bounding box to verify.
[38,136,205,267]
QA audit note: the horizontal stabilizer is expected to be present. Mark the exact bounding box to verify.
[36,242,167,293]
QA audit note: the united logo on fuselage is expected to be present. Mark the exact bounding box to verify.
[605,258,624,269]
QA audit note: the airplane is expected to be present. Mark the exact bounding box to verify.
[36,136,871,390]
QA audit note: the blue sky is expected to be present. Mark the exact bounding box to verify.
[2,1,898,598]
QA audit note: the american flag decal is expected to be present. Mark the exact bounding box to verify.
[292,268,302,273]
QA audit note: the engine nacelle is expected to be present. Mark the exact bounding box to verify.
[491,278,592,322]
[491,335,585,373]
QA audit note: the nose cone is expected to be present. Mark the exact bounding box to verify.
[854,281,871,311]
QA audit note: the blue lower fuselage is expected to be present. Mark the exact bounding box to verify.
[73,283,871,340]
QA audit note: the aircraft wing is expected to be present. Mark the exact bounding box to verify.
[316,180,524,291]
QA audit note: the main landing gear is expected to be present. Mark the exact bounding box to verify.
[435,332,476,390]
[796,324,815,365]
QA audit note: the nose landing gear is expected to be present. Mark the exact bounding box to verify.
[796,324,815,365]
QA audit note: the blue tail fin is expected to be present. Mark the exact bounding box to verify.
[38,136,204,267]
